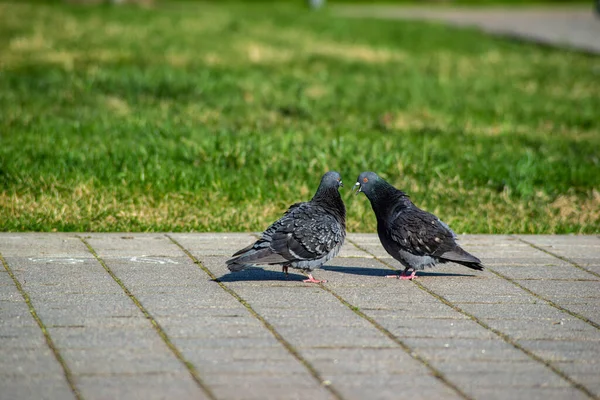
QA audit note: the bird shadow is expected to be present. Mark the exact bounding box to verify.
[216,267,306,282]
[322,265,475,278]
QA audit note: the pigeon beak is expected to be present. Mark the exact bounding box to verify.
[353,182,362,195]
[339,180,344,188]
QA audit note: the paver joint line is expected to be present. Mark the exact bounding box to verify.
[347,238,600,400]
[515,236,600,279]
[77,236,217,400]
[486,266,600,331]
[0,251,84,400]
[317,283,474,400]
[166,234,345,400]
[246,232,472,400]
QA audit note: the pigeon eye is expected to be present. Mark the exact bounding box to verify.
[363,177,368,183]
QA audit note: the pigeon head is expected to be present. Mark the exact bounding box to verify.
[354,171,407,211]
[318,171,344,191]
[354,171,384,197]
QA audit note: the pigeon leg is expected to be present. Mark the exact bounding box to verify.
[400,269,417,280]
[303,273,327,284]
[282,265,289,275]
[386,268,417,280]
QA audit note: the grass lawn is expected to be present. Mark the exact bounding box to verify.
[0,1,598,233]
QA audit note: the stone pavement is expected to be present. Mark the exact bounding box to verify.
[1,233,599,400]
[335,5,600,54]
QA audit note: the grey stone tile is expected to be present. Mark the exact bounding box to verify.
[373,316,496,339]
[298,347,427,375]
[0,300,39,328]
[552,302,600,324]
[168,233,257,256]
[48,326,168,350]
[0,325,46,349]
[203,374,334,400]
[61,347,186,375]
[0,374,75,400]
[514,279,600,300]
[0,347,65,376]
[0,233,90,258]
[455,302,569,321]
[3,233,599,399]
[403,337,531,362]
[322,373,463,400]
[467,386,589,400]
[83,233,185,258]
[186,349,308,375]
[278,325,396,348]
[483,318,600,341]
[517,339,600,363]
[489,264,596,280]
[75,372,208,400]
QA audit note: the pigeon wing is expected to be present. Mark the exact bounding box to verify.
[387,208,456,257]
[269,203,344,262]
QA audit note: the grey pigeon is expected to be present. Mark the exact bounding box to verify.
[354,172,483,280]
[226,171,346,283]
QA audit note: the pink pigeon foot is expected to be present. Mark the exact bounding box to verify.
[385,270,417,280]
[303,274,327,284]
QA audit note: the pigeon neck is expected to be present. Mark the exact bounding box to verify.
[312,187,346,219]
[369,184,410,217]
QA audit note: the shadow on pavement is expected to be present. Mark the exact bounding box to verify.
[322,265,475,278]
[216,267,305,282]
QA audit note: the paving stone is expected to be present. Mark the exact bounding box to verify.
[202,374,334,400]
[49,326,169,350]
[517,339,600,363]
[467,386,589,400]
[555,362,600,397]
[44,315,149,329]
[0,374,75,400]
[402,337,531,361]
[184,347,309,374]
[75,373,208,400]
[0,300,39,329]
[299,347,426,375]
[0,233,90,258]
[0,347,65,375]
[1,233,599,399]
[489,264,596,280]
[0,325,47,349]
[198,254,463,397]
[552,302,600,324]
[321,373,463,400]
[514,279,600,300]
[455,302,569,321]
[85,236,332,397]
[373,315,496,339]
[81,233,185,258]
[483,318,600,341]
[168,233,257,256]
[62,347,187,375]
[33,298,141,321]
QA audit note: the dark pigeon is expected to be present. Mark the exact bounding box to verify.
[354,171,483,280]
[226,171,346,283]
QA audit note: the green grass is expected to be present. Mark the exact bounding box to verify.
[1,1,599,233]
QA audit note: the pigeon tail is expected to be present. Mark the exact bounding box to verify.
[226,246,284,272]
[226,262,252,272]
[439,246,484,271]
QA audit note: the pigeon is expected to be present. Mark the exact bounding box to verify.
[226,171,346,283]
[354,171,483,280]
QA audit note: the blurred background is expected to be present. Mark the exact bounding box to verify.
[0,0,598,233]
